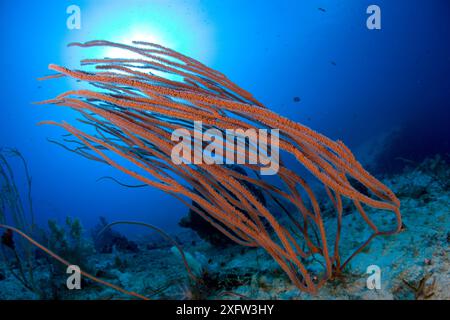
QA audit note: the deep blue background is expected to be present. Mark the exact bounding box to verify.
[0,0,449,235]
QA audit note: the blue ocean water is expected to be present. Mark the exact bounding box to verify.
[0,0,449,236]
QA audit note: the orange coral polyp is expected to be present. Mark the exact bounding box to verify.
[39,40,402,294]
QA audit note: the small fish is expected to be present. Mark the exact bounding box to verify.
[330,61,337,66]
[293,96,301,103]
[318,7,326,12]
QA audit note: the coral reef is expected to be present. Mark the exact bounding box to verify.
[0,149,145,299]
[0,155,448,300]
[45,217,94,271]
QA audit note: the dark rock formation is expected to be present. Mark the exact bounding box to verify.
[91,217,139,253]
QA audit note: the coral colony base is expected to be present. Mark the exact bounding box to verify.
[2,40,404,298]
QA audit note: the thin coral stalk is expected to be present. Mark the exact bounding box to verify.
[0,224,148,300]
[97,220,201,283]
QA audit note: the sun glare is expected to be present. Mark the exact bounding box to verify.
[102,27,172,60]
[64,1,214,69]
